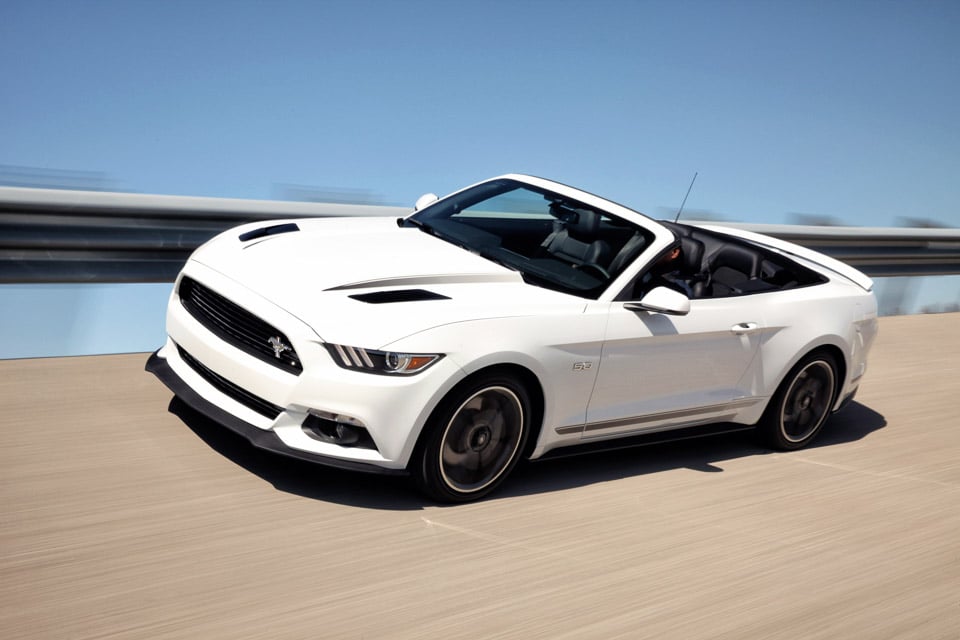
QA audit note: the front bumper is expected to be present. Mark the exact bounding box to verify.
[146,350,407,475]
[156,261,475,472]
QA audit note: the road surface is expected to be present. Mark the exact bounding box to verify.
[2,313,958,639]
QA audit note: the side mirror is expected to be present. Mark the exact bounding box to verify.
[414,193,439,211]
[624,286,691,316]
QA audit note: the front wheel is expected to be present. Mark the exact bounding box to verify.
[413,373,531,503]
[758,353,838,450]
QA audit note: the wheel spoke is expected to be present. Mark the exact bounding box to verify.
[779,359,835,443]
[438,385,525,494]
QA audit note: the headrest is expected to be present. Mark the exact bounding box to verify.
[708,244,760,277]
[679,237,705,272]
[570,209,600,236]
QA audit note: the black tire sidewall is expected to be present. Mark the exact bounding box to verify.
[759,352,838,451]
[413,372,531,503]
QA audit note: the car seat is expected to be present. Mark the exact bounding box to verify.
[543,209,611,268]
[703,243,760,296]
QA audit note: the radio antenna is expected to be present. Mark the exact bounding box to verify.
[674,171,698,223]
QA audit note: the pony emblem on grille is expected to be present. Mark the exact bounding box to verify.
[268,336,292,359]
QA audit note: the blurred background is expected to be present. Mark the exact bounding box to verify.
[1,0,958,358]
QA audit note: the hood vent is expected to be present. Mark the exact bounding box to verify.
[349,289,450,304]
[239,223,300,242]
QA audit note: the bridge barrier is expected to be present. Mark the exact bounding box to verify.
[2,186,959,283]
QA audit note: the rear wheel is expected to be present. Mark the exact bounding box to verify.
[413,373,530,503]
[759,353,838,450]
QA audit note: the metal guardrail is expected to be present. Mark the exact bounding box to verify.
[2,186,959,283]
[717,222,960,278]
[0,187,406,282]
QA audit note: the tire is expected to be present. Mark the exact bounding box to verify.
[758,352,838,450]
[413,373,531,503]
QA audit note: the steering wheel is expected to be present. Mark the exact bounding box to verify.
[578,262,611,280]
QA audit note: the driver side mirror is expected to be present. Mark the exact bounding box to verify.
[414,193,439,211]
[624,286,691,316]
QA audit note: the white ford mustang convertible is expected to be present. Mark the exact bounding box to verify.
[148,175,878,502]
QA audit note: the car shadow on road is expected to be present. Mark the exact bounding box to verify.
[503,401,887,500]
[168,398,885,509]
[168,398,425,511]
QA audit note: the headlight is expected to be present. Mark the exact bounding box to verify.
[324,343,442,375]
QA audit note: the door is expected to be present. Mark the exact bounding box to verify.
[584,297,763,438]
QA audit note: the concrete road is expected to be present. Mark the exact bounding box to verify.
[2,313,958,639]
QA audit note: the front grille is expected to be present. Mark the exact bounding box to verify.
[178,345,283,419]
[179,276,302,375]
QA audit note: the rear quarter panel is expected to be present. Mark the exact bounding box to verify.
[750,277,877,414]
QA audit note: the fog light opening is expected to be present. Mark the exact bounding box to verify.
[302,412,376,450]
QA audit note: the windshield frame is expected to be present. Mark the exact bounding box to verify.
[404,177,671,300]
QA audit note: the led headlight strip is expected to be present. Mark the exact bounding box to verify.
[324,343,442,375]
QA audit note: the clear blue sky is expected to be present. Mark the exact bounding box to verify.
[2,0,959,227]
[2,0,959,358]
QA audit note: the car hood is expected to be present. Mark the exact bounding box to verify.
[190,217,580,347]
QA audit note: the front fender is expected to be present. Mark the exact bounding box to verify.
[384,313,607,456]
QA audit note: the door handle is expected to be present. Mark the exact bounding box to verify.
[731,322,760,335]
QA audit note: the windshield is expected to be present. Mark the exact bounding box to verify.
[404,179,654,299]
